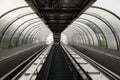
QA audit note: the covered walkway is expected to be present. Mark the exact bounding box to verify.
[0,0,120,80]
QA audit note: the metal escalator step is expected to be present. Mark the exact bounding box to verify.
[47,44,74,80]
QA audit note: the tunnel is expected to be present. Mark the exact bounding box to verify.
[0,0,120,80]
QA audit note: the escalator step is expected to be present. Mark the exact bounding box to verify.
[47,44,74,80]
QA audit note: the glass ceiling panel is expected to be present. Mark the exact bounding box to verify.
[80,14,117,49]
[0,7,34,33]
[93,0,120,17]
[85,7,120,45]
[0,0,29,16]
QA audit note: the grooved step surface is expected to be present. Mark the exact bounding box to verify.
[47,44,74,80]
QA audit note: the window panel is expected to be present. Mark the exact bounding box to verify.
[93,0,120,17]
[86,7,120,48]
[0,0,29,16]
[0,7,34,42]
[76,18,107,47]
[1,14,39,48]
[80,14,117,49]
[10,19,40,48]
[73,22,98,46]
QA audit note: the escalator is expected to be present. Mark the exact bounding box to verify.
[47,44,74,80]
[36,44,75,80]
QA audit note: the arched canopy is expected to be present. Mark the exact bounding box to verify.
[0,0,53,49]
[62,0,120,50]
